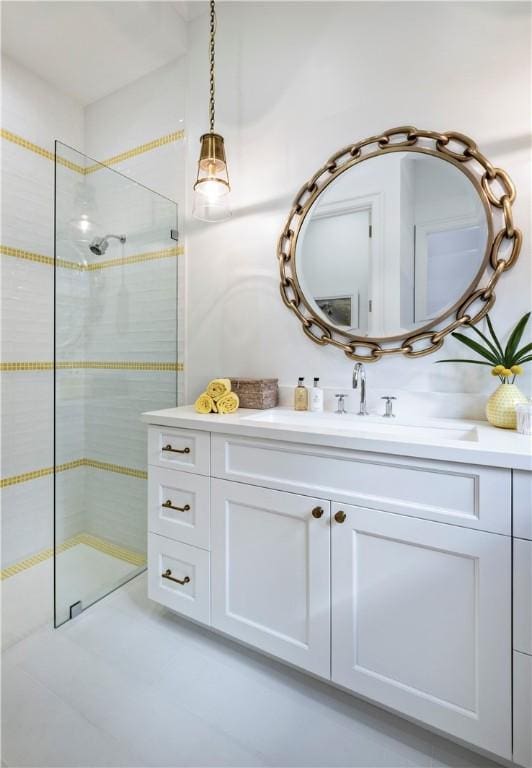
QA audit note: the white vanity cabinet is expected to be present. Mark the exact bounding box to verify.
[211,479,331,677]
[144,418,527,764]
[513,470,532,768]
[331,502,511,757]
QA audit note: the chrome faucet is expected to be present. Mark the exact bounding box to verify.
[352,363,369,415]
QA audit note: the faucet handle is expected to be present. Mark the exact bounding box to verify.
[334,394,347,414]
[381,396,397,418]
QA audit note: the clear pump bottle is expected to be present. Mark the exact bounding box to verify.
[294,377,309,411]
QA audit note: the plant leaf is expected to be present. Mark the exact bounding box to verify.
[504,312,531,365]
[514,342,532,362]
[467,324,502,364]
[486,314,504,358]
[512,354,532,364]
[435,359,493,366]
[450,332,499,363]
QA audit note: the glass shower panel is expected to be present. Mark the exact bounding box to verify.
[54,142,178,626]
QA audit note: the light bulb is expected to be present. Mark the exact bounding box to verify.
[193,132,231,221]
[196,178,229,201]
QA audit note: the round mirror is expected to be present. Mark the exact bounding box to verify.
[295,151,489,340]
[279,128,520,360]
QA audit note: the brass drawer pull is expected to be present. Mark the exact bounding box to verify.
[162,569,190,586]
[312,506,324,519]
[162,444,191,455]
[162,500,191,512]
[335,510,347,524]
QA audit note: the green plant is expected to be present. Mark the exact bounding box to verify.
[437,312,532,383]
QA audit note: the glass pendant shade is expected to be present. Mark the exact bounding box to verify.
[193,132,231,222]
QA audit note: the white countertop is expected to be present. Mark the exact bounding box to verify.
[141,405,532,471]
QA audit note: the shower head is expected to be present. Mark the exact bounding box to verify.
[89,234,126,256]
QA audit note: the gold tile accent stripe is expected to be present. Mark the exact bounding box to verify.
[1,537,81,580]
[0,458,147,489]
[1,532,146,580]
[87,245,183,270]
[0,362,54,372]
[1,128,184,176]
[2,462,63,488]
[78,533,146,566]
[84,130,185,174]
[0,129,87,173]
[1,244,183,271]
[0,361,183,372]
[58,361,183,371]
[82,459,148,480]
[0,245,55,267]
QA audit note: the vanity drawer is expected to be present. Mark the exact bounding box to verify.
[212,434,511,534]
[514,537,532,655]
[514,470,532,541]
[148,468,210,550]
[148,426,210,475]
[514,651,532,768]
[148,533,210,625]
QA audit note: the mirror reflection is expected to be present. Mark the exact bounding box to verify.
[296,152,488,339]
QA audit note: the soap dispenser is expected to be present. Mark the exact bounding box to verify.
[310,377,324,412]
[294,377,309,411]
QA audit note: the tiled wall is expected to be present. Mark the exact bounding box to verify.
[1,56,85,567]
[1,53,186,577]
[81,57,186,557]
[84,57,187,400]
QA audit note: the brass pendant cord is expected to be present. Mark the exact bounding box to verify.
[209,0,216,132]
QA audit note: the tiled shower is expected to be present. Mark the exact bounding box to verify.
[54,142,179,625]
[1,54,186,644]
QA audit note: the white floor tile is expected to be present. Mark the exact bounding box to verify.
[431,737,502,768]
[1,663,140,767]
[1,558,53,649]
[55,544,138,625]
[3,625,264,767]
[1,572,505,768]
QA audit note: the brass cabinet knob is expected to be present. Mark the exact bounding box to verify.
[312,506,324,519]
[334,510,347,524]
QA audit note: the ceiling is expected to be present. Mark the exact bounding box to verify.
[1,1,206,105]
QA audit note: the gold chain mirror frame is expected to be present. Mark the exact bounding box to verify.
[277,126,522,361]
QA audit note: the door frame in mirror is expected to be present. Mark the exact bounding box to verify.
[278,126,521,361]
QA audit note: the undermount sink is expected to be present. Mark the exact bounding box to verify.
[241,408,479,443]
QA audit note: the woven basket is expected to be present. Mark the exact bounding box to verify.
[230,378,279,409]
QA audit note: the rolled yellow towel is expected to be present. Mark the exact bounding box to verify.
[194,392,217,414]
[216,391,239,415]
[207,378,231,401]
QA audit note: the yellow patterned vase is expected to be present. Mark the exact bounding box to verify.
[486,384,527,429]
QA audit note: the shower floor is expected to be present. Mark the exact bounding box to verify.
[2,539,145,649]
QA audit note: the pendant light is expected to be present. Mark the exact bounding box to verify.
[193,0,231,222]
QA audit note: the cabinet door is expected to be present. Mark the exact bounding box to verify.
[514,651,532,768]
[211,479,330,677]
[331,503,511,759]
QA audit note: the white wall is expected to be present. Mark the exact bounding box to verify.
[1,55,85,566]
[185,1,531,413]
[1,53,186,572]
[82,58,186,550]
[85,56,187,395]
